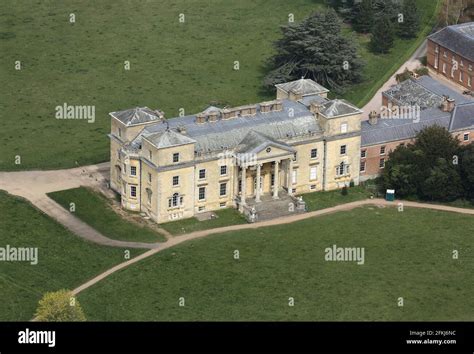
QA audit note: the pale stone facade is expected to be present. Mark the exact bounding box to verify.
[109,79,363,223]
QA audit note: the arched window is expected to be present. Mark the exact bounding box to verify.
[339,162,345,176]
[172,193,179,207]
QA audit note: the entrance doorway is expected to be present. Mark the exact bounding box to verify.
[253,176,263,196]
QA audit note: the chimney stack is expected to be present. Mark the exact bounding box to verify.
[196,113,206,124]
[208,111,218,122]
[310,101,322,114]
[447,98,455,112]
[177,125,187,134]
[368,111,378,125]
[440,96,455,112]
[154,109,165,119]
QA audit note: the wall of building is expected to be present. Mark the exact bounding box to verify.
[359,128,473,182]
[120,157,141,211]
[427,39,474,90]
[193,159,235,214]
[291,140,325,193]
[359,139,411,181]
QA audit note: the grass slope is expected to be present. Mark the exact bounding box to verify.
[161,208,247,236]
[78,206,474,321]
[0,191,143,321]
[0,0,321,170]
[302,185,372,211]
[48,187,166,243]
[0,0,439,171]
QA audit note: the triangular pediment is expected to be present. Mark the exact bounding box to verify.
[235,130,295,155]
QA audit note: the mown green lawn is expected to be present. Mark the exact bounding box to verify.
[78,206,474,321]
[301,185,372,211]
[48,187,166,243]
[160,208,247,236]
[0,191,144,321]
[0,0,321,171]
[0,0,439,171]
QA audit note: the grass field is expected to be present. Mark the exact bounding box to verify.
[302,185,372,211]
[78,206,474,321]
[48,187,166,243]
[0,0,439,171]
[0,191,144,321]
[0,0,321,171]
[161,208,247,236]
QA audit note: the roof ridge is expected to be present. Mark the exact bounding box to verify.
[368,113,450,131]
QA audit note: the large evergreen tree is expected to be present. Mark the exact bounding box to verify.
[263,9,365,93]
[398,0,421,38]
[380,126,468,202]
[369,15,395,53]
[459,143,474,201]
[352,0,374,33]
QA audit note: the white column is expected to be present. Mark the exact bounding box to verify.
[241,165,246,205]
[255,164,262,203]
[273,161,279,199]
[288,158,294,196]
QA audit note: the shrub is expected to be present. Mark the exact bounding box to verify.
[35,289,86,322]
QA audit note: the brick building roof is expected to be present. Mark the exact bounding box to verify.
[428,22,474,62]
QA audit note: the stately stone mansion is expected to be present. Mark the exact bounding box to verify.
[109,77,473,223]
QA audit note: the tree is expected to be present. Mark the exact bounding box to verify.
[399,0,421,38]
[459,143,474,201]
[352,0,374,33]
[373,0,403,23]
[35,289,86,322]
[420,159,463,201]
[327,0,345,11]
[380,126,466,202]
[263,9,365,92]
[370,15,395,54]
[381,145,419,197]
[415,125,459,163]
[438,0,472,26]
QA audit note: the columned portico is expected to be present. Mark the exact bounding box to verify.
[255,163,262,203]
[287,158,294,196]
[273,160,279,199]
[241,165,247,206]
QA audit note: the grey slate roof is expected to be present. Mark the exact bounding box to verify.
[110,107,161,126]
[361,108,451,146]
[428,22,474,62]
[298,94,328,107]
[130,99,322,154]
[362,76,474,146]
[449,102,474,131]
[144,129,196,149]
[275,78,329,96]
[319,99,363,118]
[235,130,295,155]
